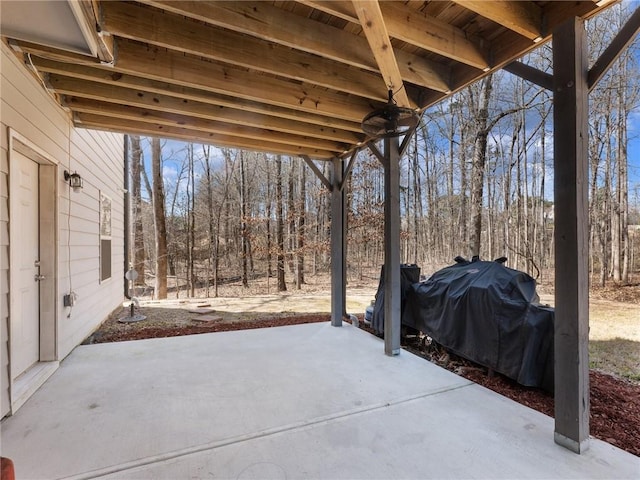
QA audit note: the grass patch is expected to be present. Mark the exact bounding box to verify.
[590,337,640,383]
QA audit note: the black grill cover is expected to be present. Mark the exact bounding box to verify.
[371,264,420,334]
[403,260,554,390]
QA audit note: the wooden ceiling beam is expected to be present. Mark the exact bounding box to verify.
[16,39,376,123]
[114,40,374,123]
[74,112,338,159]
[423,1,618,110]
[484,1,614,78]
[298,1,355,23]
[64,96,348,152]
[503,62,552,91]
[29,55,364,133]
[588,5,640,90]
[99,1,392,103]
[299,0,489,70]
[48,74,363,144]
[377,3,489,70]
[140,0,451,93]
[452,1,543,41]
[352,0,410,107]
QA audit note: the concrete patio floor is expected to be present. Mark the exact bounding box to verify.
[1,322,638,480]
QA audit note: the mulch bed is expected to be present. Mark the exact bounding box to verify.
[85,313,331,343]
[86,313,639,458]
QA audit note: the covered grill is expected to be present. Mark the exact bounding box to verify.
[403,258,554,390]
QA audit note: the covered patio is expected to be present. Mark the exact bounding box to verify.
[2,0,640,462]
[1,322,637,479]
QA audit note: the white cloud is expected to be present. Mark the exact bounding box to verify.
[162,164,179,184]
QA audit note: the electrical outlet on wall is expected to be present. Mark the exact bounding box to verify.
[63,291,78,307]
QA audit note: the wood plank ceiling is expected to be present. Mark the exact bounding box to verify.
[3,1,615,160]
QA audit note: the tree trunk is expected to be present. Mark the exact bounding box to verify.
[188,143,196,297]
[287,159,296,275]
[276,155,287,291]
[468,75,493,258]
[459,118,468,253]
[297,161,306,288]
[130,136,145,286]
[167,161,186,280]
[240,151,249,287]
[203,145,214,298]
[265,161,273,278]
[601,105,613,287]
[214,149,236,296]
[151,138,168,299]
[616,58,630,283]
[619,103,630,283]
[412,133,422,264]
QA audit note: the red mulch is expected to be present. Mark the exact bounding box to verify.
[90,314,640,458]
[91,313,332,343]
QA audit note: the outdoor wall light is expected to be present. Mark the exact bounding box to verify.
[64,170,83,192]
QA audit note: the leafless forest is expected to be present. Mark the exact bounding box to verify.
[128,4,640,299]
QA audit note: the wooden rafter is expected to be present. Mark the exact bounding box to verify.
[113,40,374,123]
[503,62,553,91]
[99,1,392,103]
[352,0,410,107]
[65,96,349,152]
[300,0,489,70]
[453,1,543,41]
[47,75,362,144]
[15,39,377,123]
[139,0,450,94]
[75,112,337,159]
[588,5,640,89]
[30,56,363,134]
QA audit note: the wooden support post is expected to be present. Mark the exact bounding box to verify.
[552,17,590,454]
[383,136,401,355]
[330,157,346,327]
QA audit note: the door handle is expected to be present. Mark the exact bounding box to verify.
[34,274,46,282]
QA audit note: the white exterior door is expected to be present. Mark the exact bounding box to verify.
[12,152,41,377]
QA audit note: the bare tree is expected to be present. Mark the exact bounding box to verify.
[297,160,306,288]
[213,149,236,296]
[265,160,273,278]
[467,74,526,258]
[202,145,214,297]
[187,143,196,296]
[276,155,287,291]
[151,137,168,299]
[130,135,145,285]
[239,150,249,287]
[287,158,296,275]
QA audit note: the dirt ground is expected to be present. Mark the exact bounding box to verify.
[85,283,640,458]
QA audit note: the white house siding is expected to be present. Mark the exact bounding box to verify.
[57,127,125,357]
[1,42,124,417]
[0,91,9,419]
